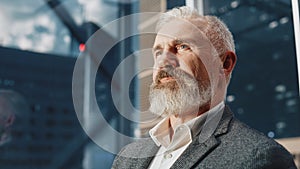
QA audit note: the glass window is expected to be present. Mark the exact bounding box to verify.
[0,0,72,56]
[204,0,300,139]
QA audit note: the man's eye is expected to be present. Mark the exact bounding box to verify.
[154,51,162,58]
[177,44,190,51]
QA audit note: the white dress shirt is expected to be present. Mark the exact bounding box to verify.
[148,102,225,169]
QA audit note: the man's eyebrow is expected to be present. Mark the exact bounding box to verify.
[152,38,197,53]
[152,45,163,53]
[174,38,196,45]
[174,39,184,45]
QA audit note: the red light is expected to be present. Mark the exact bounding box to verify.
[79,43,85,52]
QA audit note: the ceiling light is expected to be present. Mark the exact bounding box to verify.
[230,1,239,8]
[279,17,289,24]
[269,21,278,29]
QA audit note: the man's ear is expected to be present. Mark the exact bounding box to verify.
[222,51,237,76]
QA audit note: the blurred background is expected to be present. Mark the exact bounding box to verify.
[0,0,299,168]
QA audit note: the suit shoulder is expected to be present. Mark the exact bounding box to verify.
[214,118,296,168]
[229,118,273,142]
[228,118,293,154]
[117,138,158,158]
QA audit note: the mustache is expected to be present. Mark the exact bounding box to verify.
[154,67,194,84]
[155,70,172,83]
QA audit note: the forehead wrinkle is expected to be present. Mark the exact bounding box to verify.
[152,35,177,51]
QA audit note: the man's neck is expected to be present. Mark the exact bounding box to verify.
[168,103,211,139]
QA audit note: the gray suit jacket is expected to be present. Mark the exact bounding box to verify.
[112,106,297,169]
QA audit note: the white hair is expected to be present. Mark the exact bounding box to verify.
[156,6,235,57]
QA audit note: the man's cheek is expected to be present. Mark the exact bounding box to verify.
[178,60,193,76]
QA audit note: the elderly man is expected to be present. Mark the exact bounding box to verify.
[112,6,296,169]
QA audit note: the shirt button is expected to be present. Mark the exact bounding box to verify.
[164,153,173,159]
[177,126,183,131]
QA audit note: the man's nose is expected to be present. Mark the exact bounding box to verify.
[157,51,179,69]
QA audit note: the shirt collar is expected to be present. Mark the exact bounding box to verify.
[188,101,225,138]
[149,102,225,150]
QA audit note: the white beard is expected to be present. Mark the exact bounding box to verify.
[149,69,211,117]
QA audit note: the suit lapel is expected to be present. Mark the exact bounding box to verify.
[131,139,159,168]
[170,135,219,169]
[134,156,156,169]
[170,105,233,169]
